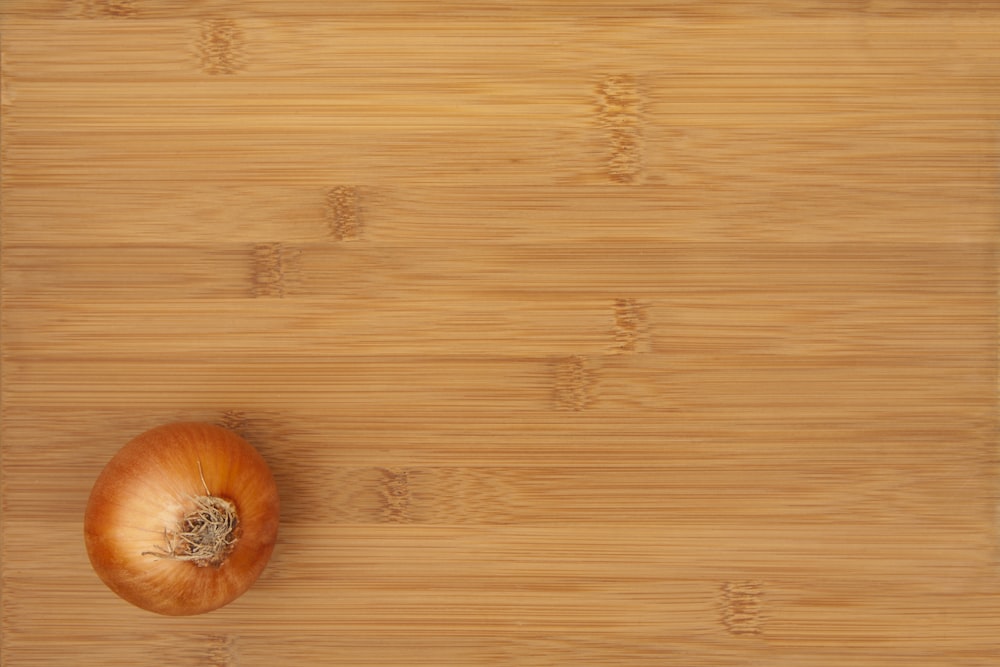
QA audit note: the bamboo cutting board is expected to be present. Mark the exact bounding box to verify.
[2,2,999,665]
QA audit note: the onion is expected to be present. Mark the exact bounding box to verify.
[84,422,280,615]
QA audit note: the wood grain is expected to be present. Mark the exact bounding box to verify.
[2,2,999,665]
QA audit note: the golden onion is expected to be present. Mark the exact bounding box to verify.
[84,422,280,615]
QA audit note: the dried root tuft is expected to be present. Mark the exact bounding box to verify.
[143,496,240,568]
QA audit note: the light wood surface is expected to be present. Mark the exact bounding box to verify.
[2,2,999,665]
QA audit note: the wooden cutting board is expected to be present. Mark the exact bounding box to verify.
[2,2,998,665]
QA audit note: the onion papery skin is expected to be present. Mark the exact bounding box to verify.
[84,422,280,615]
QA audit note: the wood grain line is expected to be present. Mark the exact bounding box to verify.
[720,580,765,636]
[197,18,246,75]
[611,298,650,354]
[325,186,363,240]
[0,46,13,111]
[551,356,597,412]
[75,0,138,18]
[205,633,239,667]
[218,409,252,435]
[596,74,643,184]
[272,464,997,528]
[250,242,301,298]
[380,467,414,523]
[9,2,1000,19]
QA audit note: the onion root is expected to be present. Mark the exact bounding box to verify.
[142,496,240,568]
